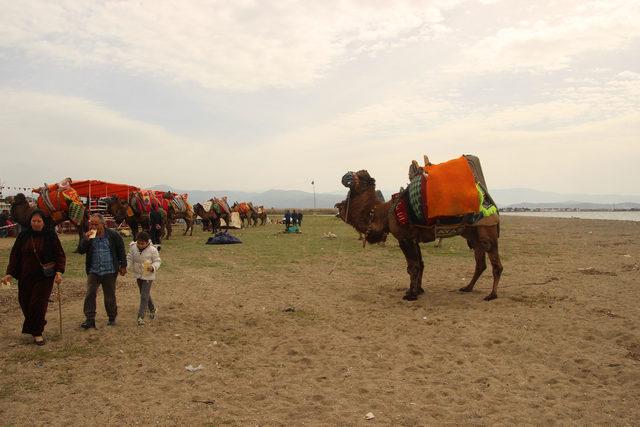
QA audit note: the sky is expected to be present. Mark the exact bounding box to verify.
[1,0,639,196]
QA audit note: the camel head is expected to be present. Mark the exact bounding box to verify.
[106,196,130,221]
[341,170,376,194]
[9,193,35,227]
[193,203,204,215]
[334,200,348,221]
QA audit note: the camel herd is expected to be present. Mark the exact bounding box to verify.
[8,188,270,249]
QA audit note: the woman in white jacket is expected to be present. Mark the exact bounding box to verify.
[127,231,161,325]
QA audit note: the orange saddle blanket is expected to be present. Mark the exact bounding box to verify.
[425,156,479,219]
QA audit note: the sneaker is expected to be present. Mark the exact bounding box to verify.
[80,319,96,329]
[107,318,117,326]
[137,317,145,326]
[149,308,157,320]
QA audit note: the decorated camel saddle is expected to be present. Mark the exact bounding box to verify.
[235,202,252,215]
[393,155,498,237]
[33,178,85,225]
[163,192,193,214]
[210,197,231,218]
[130,190,163,215]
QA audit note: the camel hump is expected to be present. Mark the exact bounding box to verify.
[408,160,422,180]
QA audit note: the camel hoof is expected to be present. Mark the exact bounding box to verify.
[484,293,497,301]
[417,288,425,294]
[403,293,418,301]
[459,286,473,293]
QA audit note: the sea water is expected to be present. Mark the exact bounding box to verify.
[502,211,640,222]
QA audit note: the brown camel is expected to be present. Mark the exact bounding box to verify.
[9,192,87,251]
[163,192,194,236]
[337,169,502,301]
[232,202,257,228]
[193,203,213,231]
[209,198,232,233]
[106,195,167,239]
[255,205,268,225]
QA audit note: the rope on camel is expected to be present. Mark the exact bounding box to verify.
[328,192,351,276]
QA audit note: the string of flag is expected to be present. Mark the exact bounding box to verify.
[0,185,34,192]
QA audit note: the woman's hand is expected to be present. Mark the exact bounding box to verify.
[1,275,11,285]
[54,272,63,285]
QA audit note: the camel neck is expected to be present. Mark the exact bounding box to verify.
[347,188,379,233]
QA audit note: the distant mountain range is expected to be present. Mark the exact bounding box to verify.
[150,185,640,210]
[150,185,348,209]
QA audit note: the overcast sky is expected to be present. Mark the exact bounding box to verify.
[1,0,638,195]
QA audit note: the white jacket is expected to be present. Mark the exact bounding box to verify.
[127,242,161,280]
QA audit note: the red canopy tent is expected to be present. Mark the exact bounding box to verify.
[71,180,140,200]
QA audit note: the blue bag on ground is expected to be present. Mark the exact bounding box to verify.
[206,232,242,244]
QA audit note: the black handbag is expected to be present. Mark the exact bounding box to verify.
[31,237,57,277]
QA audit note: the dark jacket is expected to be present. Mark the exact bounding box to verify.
[78,228,127,275]
[150,208,163,226]
[7,230,66,281]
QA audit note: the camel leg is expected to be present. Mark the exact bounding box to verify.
[416,243,425,294]
[165,221,172,240]
[399,240,422,301]
[484,238,503,301]
[460,243,486,293]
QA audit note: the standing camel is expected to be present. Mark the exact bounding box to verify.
[106,194,167,239]
[9,188,86,252]
[232,202,254,228]
[337,163,502,301]
[255,205,268,225]
[193,203,213,231]
[163,192,194,237]
[209,198,231,233]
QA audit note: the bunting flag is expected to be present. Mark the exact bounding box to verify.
[0,185,36,192]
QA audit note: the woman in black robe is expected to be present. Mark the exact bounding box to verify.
[2,210,66,345]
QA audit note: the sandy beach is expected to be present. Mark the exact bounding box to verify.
[0,215,638,425]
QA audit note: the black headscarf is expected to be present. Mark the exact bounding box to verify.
[15,210,57,263]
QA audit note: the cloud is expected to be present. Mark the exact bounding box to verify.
[457,0,640,74]
[262,70,640,193]
[0,0,454,91]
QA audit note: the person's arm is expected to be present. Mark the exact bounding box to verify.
[114,231,127,274]
[7,237,21,275]
[151,248,161,272]
[78,234,91,254]
[52,234,66,274]
[2,238,22,284]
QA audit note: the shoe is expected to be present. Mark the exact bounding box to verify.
[107,318,117,326]
[80,319,96,329]
[137,317,145,326]
[34,336,45,346]
[149,308,157,319]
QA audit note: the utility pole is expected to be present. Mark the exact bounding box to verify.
[311,180,316,215]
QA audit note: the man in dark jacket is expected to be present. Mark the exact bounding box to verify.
[284,210,292,229]
[149,205,163,251]
[78,213,127,328]
[297,211,303,226]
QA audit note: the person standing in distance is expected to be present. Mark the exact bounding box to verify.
[149,204,163,251]
[78,213,127,329]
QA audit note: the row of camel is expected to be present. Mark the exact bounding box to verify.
[193,199,268,234]
[8,189,268,252]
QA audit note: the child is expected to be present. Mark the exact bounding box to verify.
[127,231,161,325]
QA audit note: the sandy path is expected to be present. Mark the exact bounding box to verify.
[0,216,639,425]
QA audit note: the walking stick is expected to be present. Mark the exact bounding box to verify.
[56,282,63,336]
